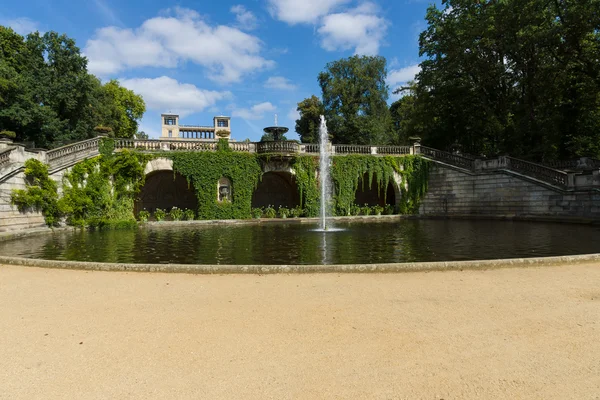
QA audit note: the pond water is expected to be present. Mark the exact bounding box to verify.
[2,219,600,265]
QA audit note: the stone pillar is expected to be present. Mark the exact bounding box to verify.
[410,137,421,155]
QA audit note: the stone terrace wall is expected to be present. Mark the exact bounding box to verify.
[0,169,45,232]
[421,163,600,220]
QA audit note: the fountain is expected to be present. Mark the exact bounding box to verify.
[262,114,289,141]
[319,115,332,231]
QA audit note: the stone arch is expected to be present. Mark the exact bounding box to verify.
[144,157,173,176]
[252,171,300,209]
[135,170,197,214]
[354,172,402,209]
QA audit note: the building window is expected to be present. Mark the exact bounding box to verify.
[164,117,176,126]
[217,119,228,128]
[168,130,172,137]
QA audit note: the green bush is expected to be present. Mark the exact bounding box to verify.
[138,210,150,222]
[350,204,361,216]
[290,206,303,218]
[183,209,195,221]
[264,205,276,218]
[373,205,384,215]
[154,208,166,221]
[11,159,60,226]
[384,204,394,215]
[169,207,183,221]
[252,207,263,219]
[0,130,16,139]
[361,204,372,216]
[278,206,290,218]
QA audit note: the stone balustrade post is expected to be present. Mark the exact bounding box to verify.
[567,172,577,189]
[370,146,377,155]
[410,137,421,155]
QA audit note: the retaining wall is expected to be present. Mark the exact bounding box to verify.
[421,163,600,220]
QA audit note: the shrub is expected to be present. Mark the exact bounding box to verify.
[252,207,263,219]
[290,206,303,218]
[169,207,183,221]
[384,204,394,215]
[278,206,290,218]
[138,210,150,222]
[183,209,195,221]
[0,130,16,139]
[264,205,276,218]
[154,208,166,221]
[350,204,361,216]
[361,204,372,216]
[373,205,384,215]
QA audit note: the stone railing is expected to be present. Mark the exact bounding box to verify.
[377,146,411,155]
[114,139,217,152]
[420,146,476,170]
[506,157,569,187]
[256,141,300,154]
[303,144,320,154]
[228,142,252,152]
[545,158,600,171]
[0,148,14,169]
[334,144,372,154]
[46,137,103,169]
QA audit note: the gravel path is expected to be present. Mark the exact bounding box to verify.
[1,264,599,399]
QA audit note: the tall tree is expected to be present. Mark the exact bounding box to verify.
[101,80,145,138]
[295,95,324,143]
[405,0,600,161]
[318,55,392,145]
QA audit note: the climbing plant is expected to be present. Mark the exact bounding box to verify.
[11,159,60,226]
[59,149,150,227]
[290,155,320,217]
[170,149,262,220]
[330,155,430,215]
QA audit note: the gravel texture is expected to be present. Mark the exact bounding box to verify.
[1,263,599,399]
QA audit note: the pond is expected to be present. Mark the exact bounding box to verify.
[1,219,599,265]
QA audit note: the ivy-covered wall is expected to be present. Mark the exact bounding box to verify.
[11,140,430,227]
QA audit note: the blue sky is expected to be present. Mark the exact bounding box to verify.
[1,0,441,141]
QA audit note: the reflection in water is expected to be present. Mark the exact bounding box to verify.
[1,219,600,265]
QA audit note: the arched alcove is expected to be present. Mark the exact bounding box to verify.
[135,171,197,214]
[252,172,300,209]
[354,174,397,207]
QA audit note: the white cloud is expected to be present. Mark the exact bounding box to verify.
[264,76,297,90]
[93,0,123,26]
[288,107,300,122]
[318,3,388,55]
[388,64,420,86]
[84,8,274,82]
[232,102,276,120]
[267,0,350,24]
[1,17,40,35]
[230,5,258,31]
[119,76,231,116]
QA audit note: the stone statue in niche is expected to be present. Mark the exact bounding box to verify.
[218,177,232,202]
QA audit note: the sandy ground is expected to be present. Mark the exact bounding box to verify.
[0,264,599,400]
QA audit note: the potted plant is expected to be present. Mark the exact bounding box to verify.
[264,205,276,218]
[373,205,384,216]
[384,204,394,215]
[350,204,361,216]
[169,207,183,221]
[290,206,303,218]
[137,209,150,222]
[183,209,195,221]
[216,129,229,138]
[252,207,263,219]
[361,204,372,216]
[154,208,166,221]
[278,206,290,218]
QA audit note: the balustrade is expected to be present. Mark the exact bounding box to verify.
[506,157,568,187]
[377,146,411,155]
[333,144,372,154]
[256,141,300,154]
[420,146,475,170]
[0,148,13,169]
[46,137,102,167]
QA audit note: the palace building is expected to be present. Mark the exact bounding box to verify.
[160,113,231,141]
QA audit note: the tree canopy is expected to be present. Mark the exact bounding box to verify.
[397,0,600,161]
[295,95,324,143]
[0,27,145,148]
[318,55,392,145]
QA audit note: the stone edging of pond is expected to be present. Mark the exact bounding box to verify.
[1,253,599,275]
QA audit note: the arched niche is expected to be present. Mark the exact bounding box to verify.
[135,171,197,214]
[252,171,300,209]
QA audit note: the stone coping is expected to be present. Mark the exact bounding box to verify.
[0,253,599,275]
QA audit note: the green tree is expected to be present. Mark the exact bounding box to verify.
[318,55,392,145]
[101,80,145,138]
[406,0,600,161]
[295,95,324,143]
